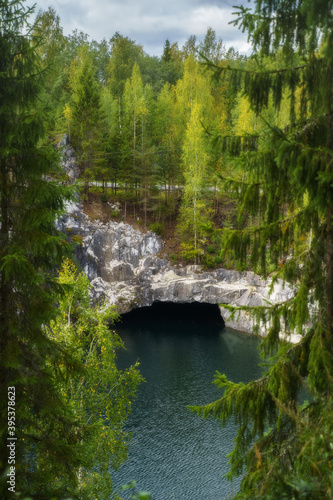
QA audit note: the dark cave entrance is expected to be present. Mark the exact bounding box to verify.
[120,301,225,327]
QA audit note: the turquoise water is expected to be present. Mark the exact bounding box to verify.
[113,302,263,500]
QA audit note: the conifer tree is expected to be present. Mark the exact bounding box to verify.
[191,1,333,497]
[153,83,182,197]
[159,39,183,86]
[68,45,107,188]
[162,39,172,63]
[0,0,85,496]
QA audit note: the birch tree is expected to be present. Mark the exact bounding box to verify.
[123,63,148,193]
[177,102,211,262]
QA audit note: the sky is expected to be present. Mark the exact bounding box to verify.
[32,0,252,57]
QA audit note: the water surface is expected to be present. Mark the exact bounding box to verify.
[113,303,262,500]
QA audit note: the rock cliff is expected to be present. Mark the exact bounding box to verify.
[57,194,300,343]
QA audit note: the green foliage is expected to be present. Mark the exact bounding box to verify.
[29,6,241,232]
[190,0,333,497]
[149,221,164,237]
[10,1,333,494]
[68,45,107,182]
[177,102,213,262]
[0,1,84,496]
[199,27,226,64]
[107,33,144,100]
[152,82,182,194]
[120,480,152,500]
[0,6,145,496]
[122,63,149,189]
[46,259,143,498]
[206,245,216,254]
[179,242,203,262]
[175,54,215,135]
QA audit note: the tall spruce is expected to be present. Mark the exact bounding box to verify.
[191,1,333,498]
[69,46,107,187]
[0,1,84,496]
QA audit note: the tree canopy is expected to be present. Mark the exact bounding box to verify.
[2,0,333,496]
[190,1,333,498]
[0,2,141,497]
[0,0,79,494]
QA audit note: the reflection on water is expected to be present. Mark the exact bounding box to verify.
[112,303,262,500]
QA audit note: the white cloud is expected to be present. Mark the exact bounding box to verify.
[187,6,235,34]
[33,0,251,56]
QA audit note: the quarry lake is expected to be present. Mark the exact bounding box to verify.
[113,302,263,500]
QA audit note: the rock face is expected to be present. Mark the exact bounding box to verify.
[57,196,300,342]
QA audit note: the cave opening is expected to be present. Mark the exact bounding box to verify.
[120,301,225,327]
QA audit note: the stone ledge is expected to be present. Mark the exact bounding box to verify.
[57,200,298,341]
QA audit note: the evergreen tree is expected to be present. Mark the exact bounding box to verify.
[191,1,333,498]
[68,45,107,187]
[162,39,172,63]
[138,83,156,228]
[0,1,84,496]
[32,8,70,139]
[159,39,184,87]
[100,85,123,194]
[153,83,182,197]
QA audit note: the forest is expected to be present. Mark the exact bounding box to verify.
[33,10,254,268]
[1,0,333,498]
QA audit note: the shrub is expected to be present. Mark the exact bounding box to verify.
[180,242,203,263]
[150,222,164,237]
[206,245,216,254]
